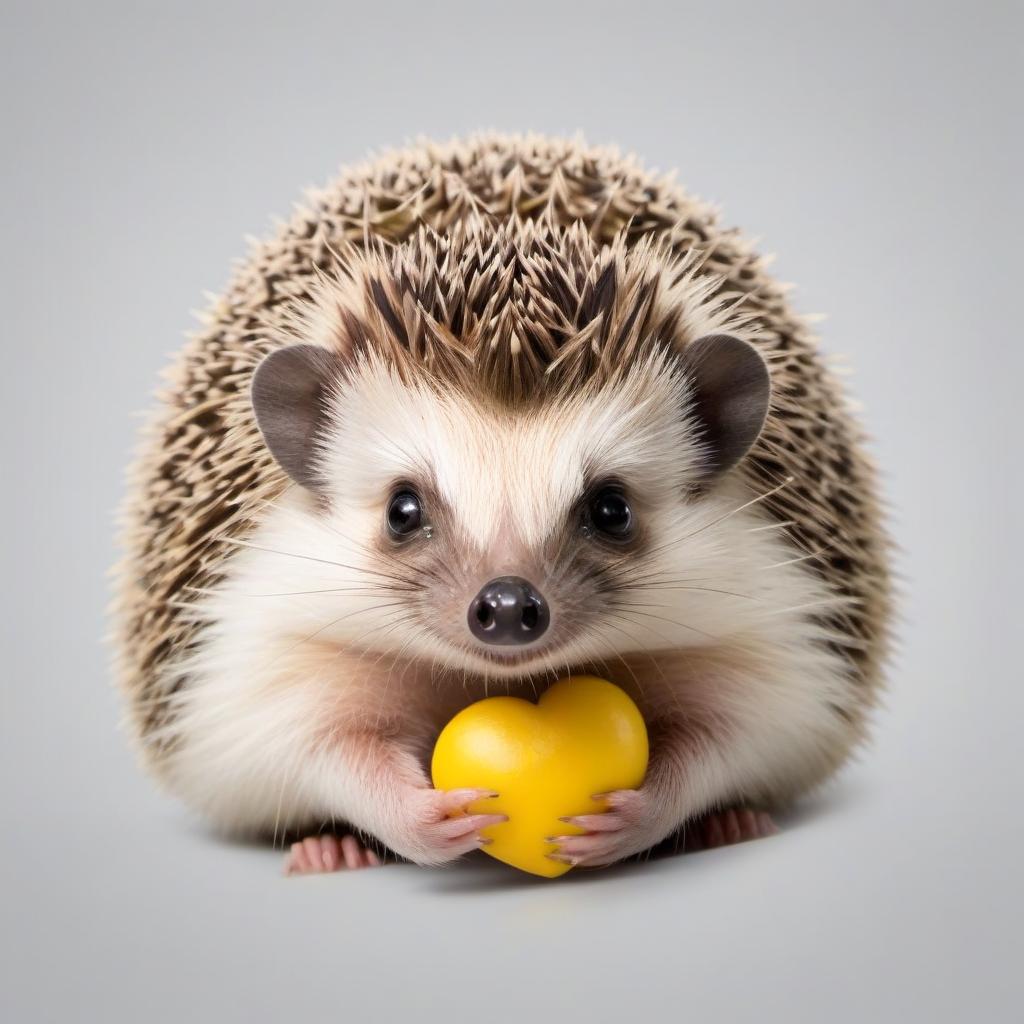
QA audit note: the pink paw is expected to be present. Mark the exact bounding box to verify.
[687,808,778,851]
[548,789,657,868]
[396,787,508,867]
[284,834,382,876]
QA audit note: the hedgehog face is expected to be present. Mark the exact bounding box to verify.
[317,355,696,672]
[251,333,770,681]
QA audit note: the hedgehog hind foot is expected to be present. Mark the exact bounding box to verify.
[643,808,779,860]
[284,834,383,876]
[683,808,779,852]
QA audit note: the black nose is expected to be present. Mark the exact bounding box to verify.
[468,576,550,646]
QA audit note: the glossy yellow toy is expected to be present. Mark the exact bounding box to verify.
[431,675,649,877]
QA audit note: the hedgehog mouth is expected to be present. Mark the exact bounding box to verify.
[458,639,571,675]
[469,646,553,667]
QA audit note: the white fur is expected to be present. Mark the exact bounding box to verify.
[159,355,857,862]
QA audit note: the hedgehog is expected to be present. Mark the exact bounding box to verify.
[113,134,891,874]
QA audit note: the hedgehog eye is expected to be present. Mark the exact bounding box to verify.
[387,490,423,538]
[587,486,634,540]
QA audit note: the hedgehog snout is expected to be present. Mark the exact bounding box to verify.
[467,576,550,646]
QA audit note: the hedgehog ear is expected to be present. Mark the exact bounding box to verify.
[680,334,771,479]
[251,344,343,491]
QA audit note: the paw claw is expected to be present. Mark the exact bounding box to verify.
[547,852,579,866]
[560,813,624,833]
[437,788,499,813]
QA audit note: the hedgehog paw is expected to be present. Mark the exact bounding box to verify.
[548,788,660,867]
[284,834,382,876]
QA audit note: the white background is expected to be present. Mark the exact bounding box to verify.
[3,1,1020,1020]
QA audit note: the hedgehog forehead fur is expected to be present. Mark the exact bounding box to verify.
[317,349,701,556]
[292,214,752,405]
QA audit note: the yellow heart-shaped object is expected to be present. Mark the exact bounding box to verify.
[430,676,649,877]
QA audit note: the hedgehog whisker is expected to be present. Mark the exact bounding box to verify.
[758,551,826,571]
[224,537,423,588]
[603,566,739,587]
[674,476,795,547]
[237,585,421,599]
[269,600,411,668]
[615,584,759,601]
[609,606,719,642]
[765,596,865,617]
[221,507,426,586]
[746,519,796,533]
[331,531,459,592]
[361,614,425,674]
[597,566,749,595]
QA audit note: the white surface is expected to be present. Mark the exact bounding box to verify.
[3,1,1020,1020]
